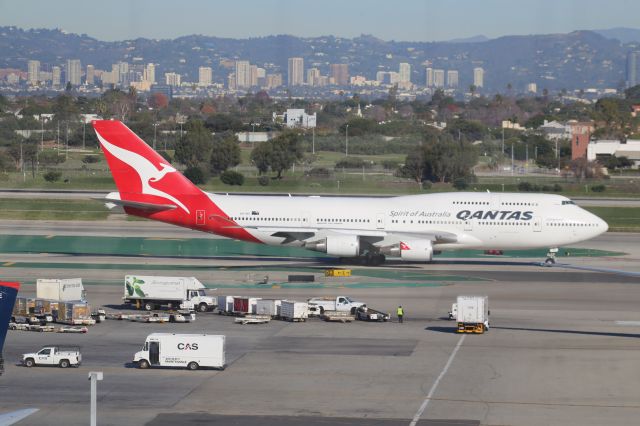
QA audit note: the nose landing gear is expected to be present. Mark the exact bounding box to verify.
[544,247,558,266]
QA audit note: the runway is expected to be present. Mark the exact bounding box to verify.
[0,222,639,426]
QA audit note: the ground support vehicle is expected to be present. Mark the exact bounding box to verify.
[255,299,281,317]
[134,333,225,370]
[124,276,216,312]
[455,295,489,334]
[355,306,390,322]
[324,269,352,277]
[307,296,365,315]
[36,278,85,301]
[22,346,81,368]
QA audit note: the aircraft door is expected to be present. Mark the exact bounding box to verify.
[376,213,385,230]
[301,211,311,226]
[149,342,160,365]
[195,210,206,226]
[533,217,542,232]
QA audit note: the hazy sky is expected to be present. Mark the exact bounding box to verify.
[1,0,639,42]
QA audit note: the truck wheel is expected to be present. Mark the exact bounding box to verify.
[59,359,70,368]
[198,303,208,313]
[187,362,199,371]
[350,307,356,315]
[24,358,35,368]
[143,302,154,311]
[138,359,150,369]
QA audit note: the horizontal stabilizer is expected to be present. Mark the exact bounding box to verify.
[95,195,177,212]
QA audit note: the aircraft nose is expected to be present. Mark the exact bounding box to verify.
[599,218,609,233]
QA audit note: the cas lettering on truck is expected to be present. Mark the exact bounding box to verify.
[134,333,225,370]
[124,276,216,312]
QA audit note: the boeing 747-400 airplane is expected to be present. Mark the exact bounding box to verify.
[93,120,608,265]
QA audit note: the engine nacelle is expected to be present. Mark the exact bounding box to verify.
[305,235,360,257]
[395,240,434,262]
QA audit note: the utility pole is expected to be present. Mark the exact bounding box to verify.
[82,121,86,150]
[501,127,505,154]
[345,124,349,156]
[20,139,25,182]
[312,127,315,155]
[65,121,69,161]
[511,143,514,176]
[153,122,158,150]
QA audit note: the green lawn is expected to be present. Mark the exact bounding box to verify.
[583,207,640,232]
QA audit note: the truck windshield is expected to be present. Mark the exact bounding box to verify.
[198,290,206,296]
[344,297,353,303]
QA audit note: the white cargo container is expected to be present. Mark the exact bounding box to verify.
[256,299,281,317]
[280,301,308,321]
[124,276,216,312]
[133,333,225,370]
[455,295,489,333]
[36,279,85,301]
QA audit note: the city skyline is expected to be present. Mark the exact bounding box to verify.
[1,0,640,43]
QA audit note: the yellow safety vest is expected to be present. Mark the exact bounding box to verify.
[397,307,404,316]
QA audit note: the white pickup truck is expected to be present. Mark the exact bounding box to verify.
[307,296,366,315]
[22,346,82,368]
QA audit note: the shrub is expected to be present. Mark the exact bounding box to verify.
[257,175,270,186]
[421,180,432,190]
[335,157,372,169]
[43,171,62,182]
[183,166,206,184]
[159,151,173,163]
[220,170,245,186]
[81,155,100,164]
[591,184,606,193]
[382,160,399,170]
[518,181,533,192]
[452,178,469,190]
[552,183,563,192]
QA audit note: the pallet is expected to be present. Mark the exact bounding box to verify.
[321,314,355,323]
[235,317,270,325]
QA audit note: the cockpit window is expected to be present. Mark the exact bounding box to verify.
[562,200,575,205]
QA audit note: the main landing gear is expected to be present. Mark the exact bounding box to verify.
[544,247,558,266]
[338,253,386,266]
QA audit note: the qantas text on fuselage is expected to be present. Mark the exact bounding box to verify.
[92,120,608,266]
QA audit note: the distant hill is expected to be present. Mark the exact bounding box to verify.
[445,35,490,44]
[0,26,631,92]
[593,27,640,44]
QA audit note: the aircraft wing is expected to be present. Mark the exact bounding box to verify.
[0,408,39,425]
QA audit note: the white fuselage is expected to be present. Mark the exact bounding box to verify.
[207,192,607,251]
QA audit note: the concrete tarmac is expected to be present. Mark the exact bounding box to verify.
[0,227,639,426]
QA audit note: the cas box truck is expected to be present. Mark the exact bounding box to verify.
[134,333,225,370]
[36,279,85,301]
[124,276,216,312]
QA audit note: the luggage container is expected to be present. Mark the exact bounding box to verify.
[36,278,85,301]
[280,301,308,322]
[455,295,489,334]
[217,296,236,314]
[56,302,95,325]
[233,297,261,315]
[255,299,281,317]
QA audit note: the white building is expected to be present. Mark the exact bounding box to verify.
[66,59,82,86]
[288,57,304,86]
[52,66,61,87]
[399,62,411,83]
[446,70,459,88]
[433,69,445,88]
[235,60,251,89]
[86,65,95,85]
[165,72,181,87]
[473,67,484,88]
[425,67,434,87]
[540,120,571,140]
[198,67,212,86]
[273,109,317,128]
[27,60,40,85]
[587,140,640,166]
[144,63,156,84]
[527,82,537,94]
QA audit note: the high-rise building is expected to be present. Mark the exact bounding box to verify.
[118,61,129,85]
[165,72,181,87]
[85,65,95,85]
[265,73,283,89]
[330,64,349,86]
[626,51,640,88]
[27,60,40,85]
[52,66,61,87]
[198,66,212,86]
[473,67,484,88]
[306,68,321,86]
[425,68,434,87]
[235,60,251,89]
[446,70,459,88]
[399,63,411,83]
[144,63,156,84]
[66,59,82,86]
[249,65,258,87]
[433,69,445,88]
[288,57,304,86]
[526,83,537,94]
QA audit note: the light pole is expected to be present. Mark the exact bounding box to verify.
[312,127,315,155]
[82,121,86,150]
[153,123,158,150]
[88,371,103,426]
[345,124,349,156]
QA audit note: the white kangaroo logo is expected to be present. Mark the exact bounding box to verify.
[96,132,190,214]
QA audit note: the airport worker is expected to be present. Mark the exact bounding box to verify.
[397,305,404,323]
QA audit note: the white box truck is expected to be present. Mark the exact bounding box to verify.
[455,295,489,333]
[36,279,85,301]
[124,276,216,312]
[256,299,281,317]
[133,333,225,370]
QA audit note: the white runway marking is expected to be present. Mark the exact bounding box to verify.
[410,334,466,426]
[615,321,640,326]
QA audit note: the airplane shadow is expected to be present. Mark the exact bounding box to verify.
[426,326,459,334]
[492,326,640,339]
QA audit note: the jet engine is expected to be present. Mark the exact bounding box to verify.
[305,235,360,257]
[382,240,433,262]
